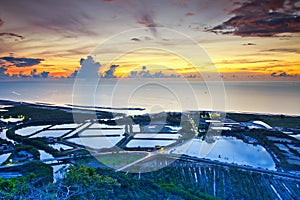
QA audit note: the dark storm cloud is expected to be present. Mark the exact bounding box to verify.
[208,0,300,37]
[271,71,297,77]
[0,56,44,67]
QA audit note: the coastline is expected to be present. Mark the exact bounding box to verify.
[1,99,299,118]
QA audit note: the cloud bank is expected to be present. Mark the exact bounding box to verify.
[271,71,297,77]
[208,0,300,37]
[0,56,44,67]
[128,66,180,78]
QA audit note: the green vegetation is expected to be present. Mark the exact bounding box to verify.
[1,101,299,199]
[20,161,53,183]
[226,113,300,128]
[6,127,62,157]
[95,152,147,168]
[132,115,151,125]
[0,164,217,199]
[130,112,183,126]
[166,112,182,125]
[14,144,40,160]
[2,104,113,125]
[0,161,52,198]
[75,152,147,169]
[2,145,40,165]
[159,183,216,200]
[2,104,74,124]
[0,138,13,146]
[61,166,121,199]
[2,160,299,199]
[141,161,300,200]
[96,167,218,200]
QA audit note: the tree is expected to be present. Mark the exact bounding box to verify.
[56,166,120,199]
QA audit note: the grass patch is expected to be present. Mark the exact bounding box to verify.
[96,152,147,167]
[75,152,147,169]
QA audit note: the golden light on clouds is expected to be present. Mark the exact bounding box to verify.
[102,49,198,78]
[0,0,299,81]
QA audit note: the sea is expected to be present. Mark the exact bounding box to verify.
[0,79,299,116]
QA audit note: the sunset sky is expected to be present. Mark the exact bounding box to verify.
[0,0,300,81]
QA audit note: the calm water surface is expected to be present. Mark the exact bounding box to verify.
[0,80,299,115]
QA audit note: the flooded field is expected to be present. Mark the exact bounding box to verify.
[39,150,54,160]
[126,139,175,148]
[49,124,81,129]
[171,136,276,170]
[67,136,124,149]
[0,153,11,165]
[15,125,51,136]
[134,133,181,139]
[30,130,70,138]
[79,129,124,136]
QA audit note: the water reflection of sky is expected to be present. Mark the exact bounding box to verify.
[0,153,11,165]
[173,136,276,170]
[67,137,124,149]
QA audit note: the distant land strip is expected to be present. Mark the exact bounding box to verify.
[66,104,145,111]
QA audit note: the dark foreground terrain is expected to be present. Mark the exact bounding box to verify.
[0,100,299,199]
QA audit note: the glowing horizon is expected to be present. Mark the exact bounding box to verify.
[0,0,299,81]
